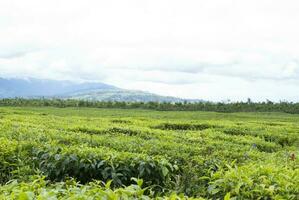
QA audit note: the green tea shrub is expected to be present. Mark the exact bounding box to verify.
[111,119,132,124]
[0,176,202,200]
[223,128,250,136]
[0,106,298,199]
[106,127,141,136]
[0,138,19,183]
[30,145,177,189]
[154,123,217,131]
[208,163,299,199]
[70,127,104,135]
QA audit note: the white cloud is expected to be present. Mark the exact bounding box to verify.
[1,0,299,101]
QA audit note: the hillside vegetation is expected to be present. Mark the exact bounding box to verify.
[68,88,187,102]
[1,98,299,114]
[0,107,298,199]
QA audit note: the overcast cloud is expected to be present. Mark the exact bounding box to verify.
[1,0,299,101]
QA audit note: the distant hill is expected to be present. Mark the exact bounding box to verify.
[0,77,201,102]
[0,78,115,98]
[65,88,188,102]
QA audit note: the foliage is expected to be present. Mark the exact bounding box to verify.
[0,176,201,199]
[208,163,299,199]
[0,106,298,199]
[2,98,299,114]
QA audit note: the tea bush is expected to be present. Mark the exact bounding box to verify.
[0,106,298,199]
[0,176,204,200]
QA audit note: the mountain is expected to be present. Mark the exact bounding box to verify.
[0,78,115,98]
[66,88,187,102]
[0,77,199,102]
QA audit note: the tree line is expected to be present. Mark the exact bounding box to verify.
[1,98,299,114]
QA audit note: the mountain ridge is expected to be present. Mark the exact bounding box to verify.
[0,77,202,102]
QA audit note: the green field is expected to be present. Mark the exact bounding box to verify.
[0,107,298,199]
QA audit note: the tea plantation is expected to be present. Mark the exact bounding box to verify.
[0,107,298,199]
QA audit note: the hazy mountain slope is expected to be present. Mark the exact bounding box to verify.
[67,88,187,102]
[0,77,199,102]
[0,78,115,98]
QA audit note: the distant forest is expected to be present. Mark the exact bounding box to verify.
[1,98,299,114]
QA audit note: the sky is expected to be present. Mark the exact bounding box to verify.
[1,0,299,102]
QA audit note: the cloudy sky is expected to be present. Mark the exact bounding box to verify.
[1,0,299,101]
